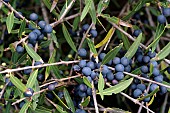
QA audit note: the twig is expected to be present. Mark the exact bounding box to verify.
[161,93,168,113]
[91,81,99,113]
[0,60,80,74]
[0,81,9,99]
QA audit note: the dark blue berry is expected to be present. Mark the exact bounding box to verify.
[162,8,170,17]
[142,56,150,64]
[140,66,149,74]
[28,24,35,30]
[152,68,160,76]
[44,24,53,33]
[115,64,124,72]
[149,84,159,92]
[19,101,25,109]
[38,21,46,29]
[87,76,92,82]
[160,86,167,94]
[137,54,143,63]
[148,51,156,58]
[29,32,38,41]
[95,62,101,68]
[91,71,97,79]
[89,29,98,38]
[133,29,142,37]
[4,0,10,3]
[133,89,142,98]
[86,61,95,69]
[87,88,92,96]
[37,74,44,82]
[130,83,137,90]
[79,60,86,68]
[78,91,86,98]
[137,84,146,92]
[102,65,109,75]
[78,48,87,57]
[82,67,91,76]
[58,91,64,98]
[141,73,149,78]
[106,71,114,81]
[24,88,34,97]
[76,109,86,113]
[79,84,87,92]
[120,57,129,66]
[149,61,158,68]
[82,24,89,31]
[5,78,14,86]
[48,84,55,91]
[113,57,120,65]
[115,72,124,81]
[73,65,81,72]
[46,92,54,100]
[157,15,166,24]
[167,67,170,74]
[99,53,106,61]
[34,61,42,66]
[29,13,38,21]
[16,46,24,54]
[107,60,112,65]
[112,79,118,85]
[143,93,150,102]
[124,65,131,72]
[33,29,41,36]
[28,43,34,48]
[24,66,32,75]
[154,75,163,83]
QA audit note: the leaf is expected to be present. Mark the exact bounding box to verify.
[81,0,92,21]
[32,80,40,102]
[51,66,63,79]
[131,67,142,75]
[34,108,52,113]
[154,42,170,60]
[162,81,170,92]
[97,0,110,16]
[138,87,159,101]
[89,0,96,24]
[11,52,19,64]
[101,14,119,24]
[83,76,92,88]
[102,78,133,95]
[50,0,58,12]
[62,24,77,52]
[147,24,165,52]
[29,21,40,29]
[63,88,75,113]
[51,32,59,48]
[124,33,142,59]
[55,104,67,113]
[86,38,97,56]
[102,43,123,65]
[6,11,14,33]
[18,19,26,38]
[5,101,11,113]
[45,50,56,81]
[17,53,27,64]
[95,27,115,48]
[40,40,52,48]
[10,74,27,92]
[19,101,31,113]
[98,73,104,100]
[25,44,42,62]
[147,95,154,106]
[73,16,80,31]
[80,96,90,107]
[26,69,38,88]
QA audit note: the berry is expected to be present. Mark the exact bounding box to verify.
[86,61,95,69]
[73,65,81,72]
[120,57,129,66]
[82,67,91,76]
[154,75,163,83]
[149,61,158,68]
[38,34,44,41]
[89,29,98,38]
[167,67,170,74]
[143,93,150,102]
[124,65,131,72]
[115,72,124,81]
[78,91,86,98]
[5,78,14,86]
[115,64,124,72]
[95,62,101,68]
[107,60,112,65]
[148,51,156,58]
[28,43,34,48]
[24,66,32,75]
[130,83,137,90]
[160,86,167,94]
[78,48,87,57]
[19,101,25,109]
[133,29,142,37]
[38,21,46,29]
[29,13,38,21]
[113,57,120,65]
[82,24,89,31]
[37,74,44,82]
[141,73,149,78]
[142,56,150,64]
[33,29,41,36]
[112,79,118,85]
[140,66,149,74]
[28,24,35,30]
[44,24,53,33]
[48,84,55,91]
[79,84,87,92]
[137,54,143,63]
[46,92,54,100]
[102,65,109,75]
[91,71,97,79]
[99,53,106,61]
[16,46,24,54]
[87,76,92,82]
[58,91,64,98]
[149,84,159,92]
[28,32,38,41]
[133,89,142,98]
[76,109,86,113]
[87,88,92,96]
[152,68,160,76]
[162,8,170,17]
[106,71,114,81]
[34,61,42,66]
[157,15,166,24]
[136,84,146,92]
[79,60,86,68]
[24,88,34,97]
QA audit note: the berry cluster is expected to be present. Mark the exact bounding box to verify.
[157,7,170,24]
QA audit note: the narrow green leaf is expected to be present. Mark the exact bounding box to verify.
[73,16,80,31]
[101,14,119,24]
[32,80,40,102]
[102,43,123,65]
[18,19,26,37]
[11,52,19,64]
[25,44,42,61]
[51,32,59,48]
[124,33,142,59]
[81,0,92,21]
[55,104,67,113]
[98,73,104,100]
[131,67,142,75]
[63,88,75,113]
[154,42,170,61]
[29,21,40,29]
[5,101,11,113]
[103,78,133,95]
[83,76,92,88]
[17,53,27,65]
[26,69,38,88]
[10,74,27,92]
[80,96,90,107]
[34,108,52,113]
[147,95,155,106]
[6,12,14,33]
[51,66,63,79]
[89,0,96,24]
[86,38,97,56]
[97,0,110,16]
[19,101,31,113]
[40,40,52,48]
[62,24,77,52]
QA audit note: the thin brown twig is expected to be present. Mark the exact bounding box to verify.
[92,81,99,113]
